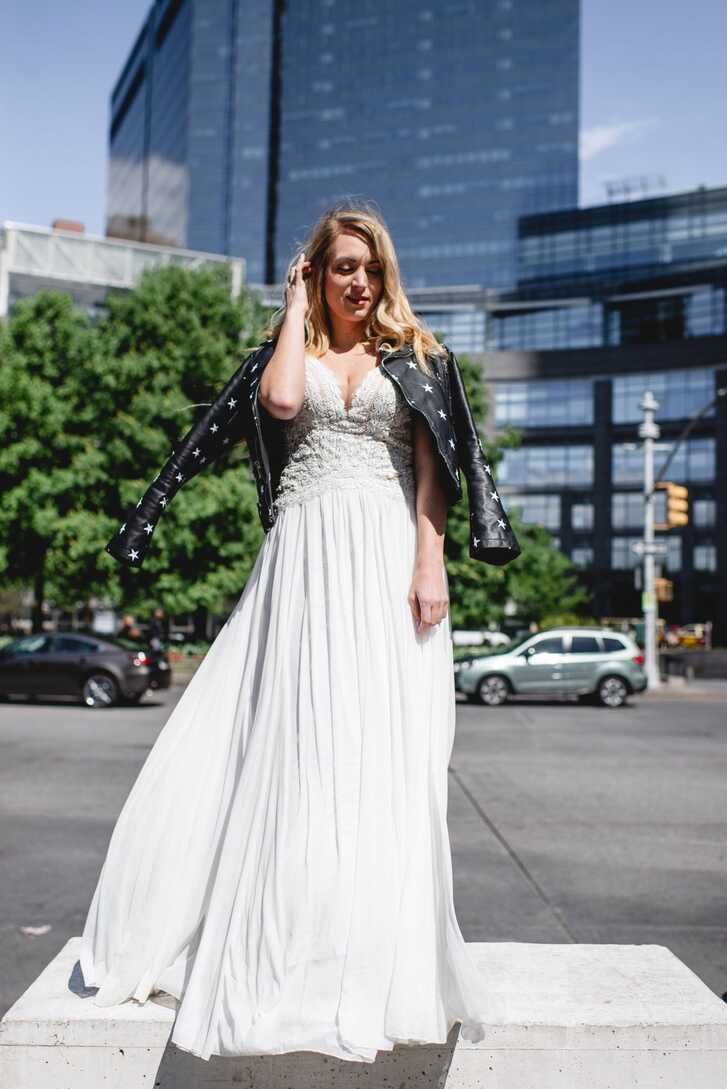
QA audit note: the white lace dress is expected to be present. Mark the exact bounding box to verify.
[79,354,492,1063]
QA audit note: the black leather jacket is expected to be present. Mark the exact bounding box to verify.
[105,339,521,569]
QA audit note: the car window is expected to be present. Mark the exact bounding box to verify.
[50,636,99,654]
[113,636,146,650]
[570,636,601,654]
[529,637,564,655]
[5,635,50,655]
[602,636,627,654]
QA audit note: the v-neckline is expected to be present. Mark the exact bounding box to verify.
[308,353,382,414]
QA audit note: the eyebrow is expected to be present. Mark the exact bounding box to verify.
[335,255,381,262]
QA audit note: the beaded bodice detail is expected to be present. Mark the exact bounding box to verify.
[274,355,416,511]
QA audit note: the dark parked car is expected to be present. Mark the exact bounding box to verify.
[0,630,171,709]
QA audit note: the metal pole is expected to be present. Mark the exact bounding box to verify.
[638,392,661,690]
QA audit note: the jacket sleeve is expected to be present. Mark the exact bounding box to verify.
[105,345,268,570]
[445,347,521,566]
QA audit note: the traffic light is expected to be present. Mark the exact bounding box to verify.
[654,481,688,529]
[655,577,673,603]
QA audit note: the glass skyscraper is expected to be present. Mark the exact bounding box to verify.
[107,0,579,288]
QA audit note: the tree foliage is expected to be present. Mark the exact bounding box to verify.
[0,292,109,627]
[0,264,272,624]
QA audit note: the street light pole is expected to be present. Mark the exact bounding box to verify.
[638,392,661,691]
[634,385,725,689]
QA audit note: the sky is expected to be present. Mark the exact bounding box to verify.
[0,1,725,237]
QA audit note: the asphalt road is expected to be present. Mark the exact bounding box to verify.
[1,687,725,1018]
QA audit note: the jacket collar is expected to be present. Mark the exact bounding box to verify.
[380,343,418,363]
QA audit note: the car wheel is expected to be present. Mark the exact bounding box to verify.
[597,675,629,708]
[82,673,120,709]
[476,675,510,707]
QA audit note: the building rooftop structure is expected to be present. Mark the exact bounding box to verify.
[0,220,244,319]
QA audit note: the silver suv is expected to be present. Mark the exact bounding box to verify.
[454,627,647,708]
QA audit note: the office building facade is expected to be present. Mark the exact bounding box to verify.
[479,186,727,639]
[108,0,579,289]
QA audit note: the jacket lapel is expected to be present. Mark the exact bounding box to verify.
[379,346,462,505]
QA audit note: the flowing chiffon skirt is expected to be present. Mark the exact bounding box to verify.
[80,483,491,1062]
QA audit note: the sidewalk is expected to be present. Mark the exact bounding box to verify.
[644,677,727,700]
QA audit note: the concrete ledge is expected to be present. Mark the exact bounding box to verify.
[2,937,727,1087]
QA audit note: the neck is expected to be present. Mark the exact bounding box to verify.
[326,317,373,354]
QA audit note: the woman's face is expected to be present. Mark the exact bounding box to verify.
[322,232,383,328]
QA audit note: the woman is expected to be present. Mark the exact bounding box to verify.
[80,201,519,1063]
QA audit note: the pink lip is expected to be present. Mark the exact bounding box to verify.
[350,297,369,304]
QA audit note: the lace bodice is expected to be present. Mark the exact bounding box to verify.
[274,355,416,511]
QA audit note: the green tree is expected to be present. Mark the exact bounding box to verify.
[89,263,272,627]
[0,292,106,630]
[441,349,590,629]
[0,264,273,630]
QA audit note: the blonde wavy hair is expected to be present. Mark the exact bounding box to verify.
[259,199,447,377]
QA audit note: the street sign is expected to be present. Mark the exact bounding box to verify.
[631,540,668,556]
[641,591,656,611]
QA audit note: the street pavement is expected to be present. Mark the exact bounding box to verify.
[0,686,725,1019]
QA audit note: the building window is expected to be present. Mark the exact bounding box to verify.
[418,308,486,353]
[486,303,603,351]
[664,534,682,572]
[571,501,593,530]
[571,545,593,568]
[493,378,593,427]
[612,368,716,423]
[612,490,667,528]
[610,295,688,345]
[499,445,593,487]
[612,438,715,484]
[611,536,640,569]
[693,498,715,527]
[693,543,717,571]
[686,286,726,337]
[505,493,561,530]
[612,492,642,528]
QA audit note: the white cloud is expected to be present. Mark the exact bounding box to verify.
[580,119,660,161]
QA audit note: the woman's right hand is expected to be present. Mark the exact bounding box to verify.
[285,251,311,313]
